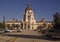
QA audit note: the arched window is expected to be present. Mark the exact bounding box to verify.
[28,16,30,20]
[28,25,30,29]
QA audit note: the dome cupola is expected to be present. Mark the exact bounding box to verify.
[25,3,32,12]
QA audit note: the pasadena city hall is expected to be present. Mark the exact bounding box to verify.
[5,3,53,30]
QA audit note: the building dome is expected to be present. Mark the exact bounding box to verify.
[25,3,32,12]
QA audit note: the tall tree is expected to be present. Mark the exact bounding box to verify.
[53,12,60,29]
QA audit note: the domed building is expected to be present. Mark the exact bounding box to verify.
[5,3,52,30]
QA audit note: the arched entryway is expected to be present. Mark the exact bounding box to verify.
[28,25,30,29]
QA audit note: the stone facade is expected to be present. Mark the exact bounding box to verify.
[5,4,53,30]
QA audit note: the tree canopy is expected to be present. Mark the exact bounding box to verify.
[0,22,5,29]
[53,12,60,29]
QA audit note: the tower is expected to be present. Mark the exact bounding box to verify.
[22,3,36,30]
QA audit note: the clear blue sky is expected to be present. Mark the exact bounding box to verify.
[0,0,60,21]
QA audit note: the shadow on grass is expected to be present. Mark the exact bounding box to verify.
[2,33,60,41]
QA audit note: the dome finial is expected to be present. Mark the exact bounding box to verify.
[27,3,30,7]
[25,3,32,12]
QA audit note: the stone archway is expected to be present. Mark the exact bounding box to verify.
[28,25,30,29]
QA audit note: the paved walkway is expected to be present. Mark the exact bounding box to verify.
[0,30,60,42]
[0,35,60,42]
